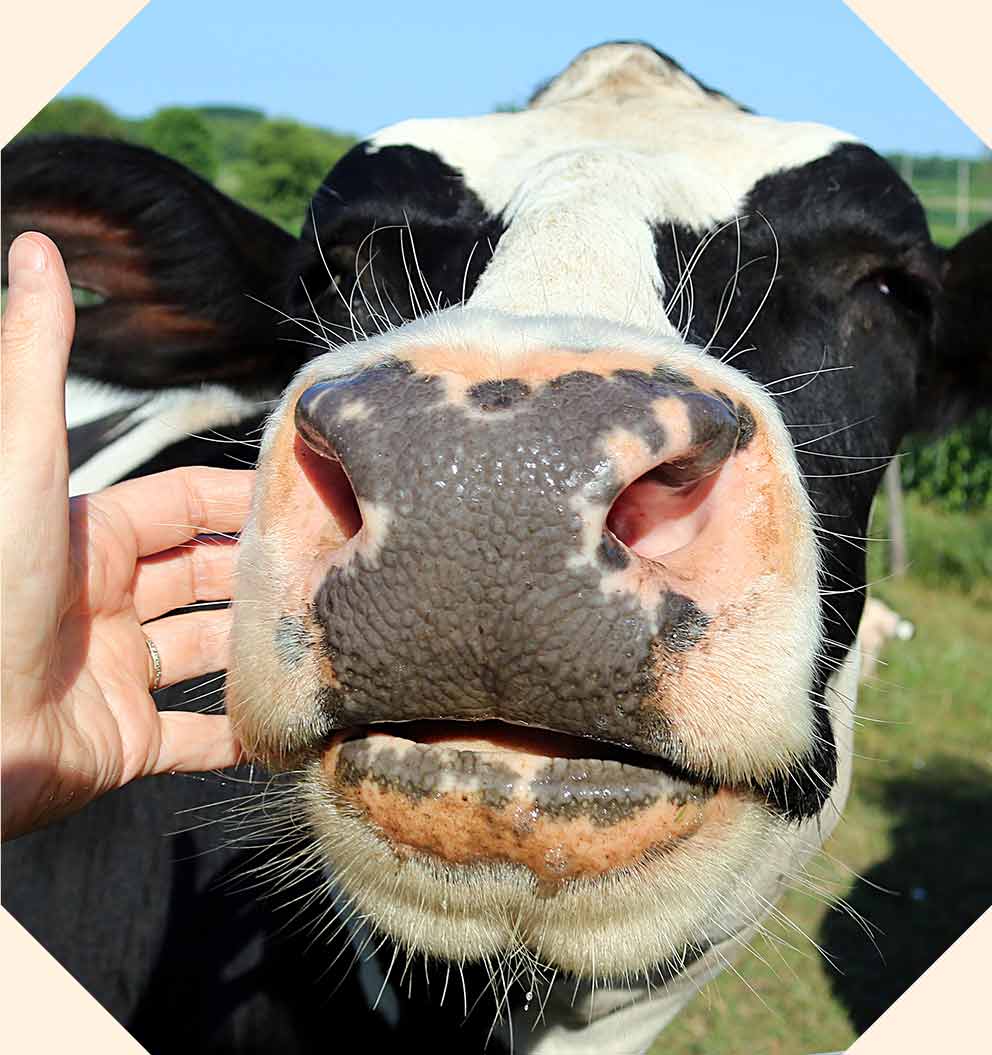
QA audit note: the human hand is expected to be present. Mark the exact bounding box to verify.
[1,232,253,840]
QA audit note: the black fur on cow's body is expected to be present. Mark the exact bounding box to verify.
[1,765,520,1052]
[3,39,991,1055]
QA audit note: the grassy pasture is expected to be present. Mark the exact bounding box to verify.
[653,499,991,1054]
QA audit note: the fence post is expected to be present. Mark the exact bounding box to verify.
[885,459,908,577]
[957,158,970,232]
[900,154,914,186]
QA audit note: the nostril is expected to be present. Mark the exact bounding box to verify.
[606,468,721,560]
[607,391,741,561]
[294,432,363,540]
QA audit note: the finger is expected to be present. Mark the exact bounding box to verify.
[89,466,255,559]
[153,713,243,775]
[1,233,75,495]
[143,608,233,691]
[133,536,239,623]
[1,234,76,662]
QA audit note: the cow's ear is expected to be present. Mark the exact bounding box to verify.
[919,221,992,432]
[1,135,313,390]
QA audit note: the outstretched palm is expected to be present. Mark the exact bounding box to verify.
[2,232,253,840]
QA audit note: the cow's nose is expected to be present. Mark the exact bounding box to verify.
[292,361,743,740]
[605,389,742,560]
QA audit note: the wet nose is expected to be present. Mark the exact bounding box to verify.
[293,361,743,741]
[295,365,740,529]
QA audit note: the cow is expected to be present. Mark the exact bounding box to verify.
[857,597,915,681]
[2,41,989,1055]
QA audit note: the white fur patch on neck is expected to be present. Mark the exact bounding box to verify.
[66,375,148,430]
[66,376,262,495]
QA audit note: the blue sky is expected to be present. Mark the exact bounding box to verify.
[59,0,987,156]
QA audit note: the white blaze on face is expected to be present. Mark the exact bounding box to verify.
[368,43,857,329]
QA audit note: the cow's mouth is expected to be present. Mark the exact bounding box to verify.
[319,719,740,882]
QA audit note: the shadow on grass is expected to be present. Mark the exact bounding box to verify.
[821,756,992,1035]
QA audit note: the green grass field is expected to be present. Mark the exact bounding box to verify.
[651,499,991,1054]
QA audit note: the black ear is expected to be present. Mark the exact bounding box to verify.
[1,135,312,390]
[919,221,992,432]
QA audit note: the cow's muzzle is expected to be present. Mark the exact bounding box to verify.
[292,361,744,760]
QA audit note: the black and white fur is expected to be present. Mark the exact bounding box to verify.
[2,41,989,1055]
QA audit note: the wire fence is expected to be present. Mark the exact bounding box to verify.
[888,154,992,245]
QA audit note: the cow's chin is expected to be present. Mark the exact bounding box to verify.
[296,720,788,978]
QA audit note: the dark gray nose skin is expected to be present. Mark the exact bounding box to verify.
[294,361,742,758]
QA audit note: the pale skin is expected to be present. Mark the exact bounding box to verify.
[1,232,252,840]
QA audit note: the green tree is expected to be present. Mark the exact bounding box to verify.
[141,106,219,182]
[236,118,355,230]
[195,106,267,166]
[19,97,129,140]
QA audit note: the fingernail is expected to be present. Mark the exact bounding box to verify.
[9,235,48,291]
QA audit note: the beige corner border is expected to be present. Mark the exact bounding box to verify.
[848,907,992,1054]
[1,2,990,1054]
[845,0,992,148]
[0,908,147,1052]
[0,0,149,147]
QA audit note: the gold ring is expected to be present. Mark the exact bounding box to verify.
[145,634,163,693]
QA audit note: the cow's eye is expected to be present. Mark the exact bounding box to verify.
[857,268,932,319]
[71,286,107,308]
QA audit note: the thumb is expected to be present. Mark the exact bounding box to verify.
[1,234,77,660]
[2,233,76,486]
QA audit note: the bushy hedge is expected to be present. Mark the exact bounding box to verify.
[901,411,992,513]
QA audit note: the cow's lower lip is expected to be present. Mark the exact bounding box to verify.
[319,720,734,882]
